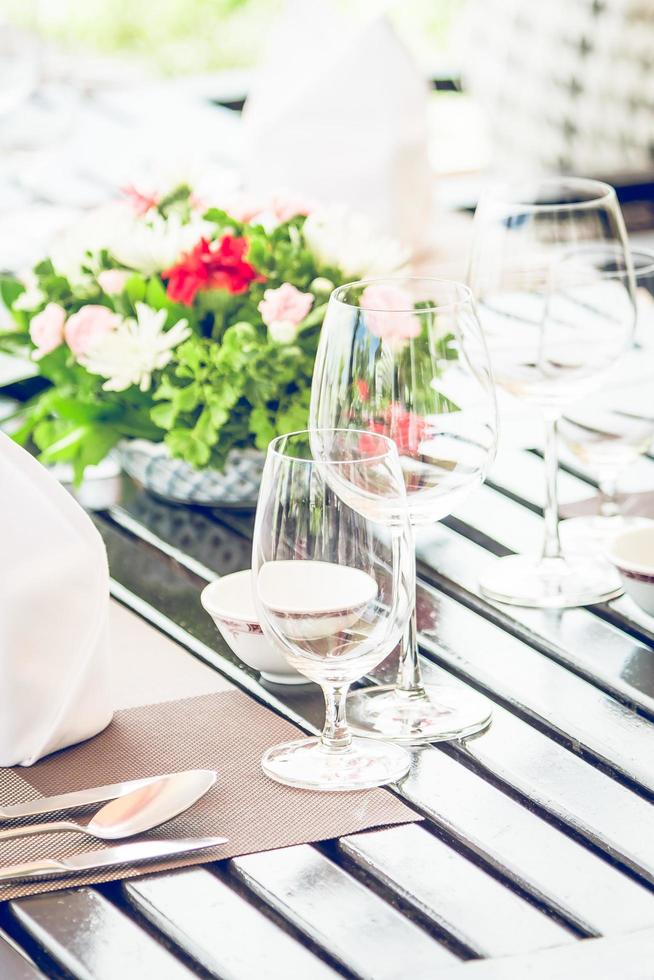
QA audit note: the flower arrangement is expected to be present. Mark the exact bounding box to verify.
[0,184,407,483]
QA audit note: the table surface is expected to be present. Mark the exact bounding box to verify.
[2,71,654,980]
[0,443,653,979]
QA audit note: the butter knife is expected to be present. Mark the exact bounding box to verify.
[0,772,205,821]
[0,836,228,884]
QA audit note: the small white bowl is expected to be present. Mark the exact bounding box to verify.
[200,570,308,685]
[257,560,378,641]
[608,527,654,616]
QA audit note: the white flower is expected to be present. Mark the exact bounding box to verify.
[108,210,211,276]
[267,319,298,344]
[51,203,211,282]
[303,207,409,278]
[79,303,190,392]
[51,204,124,285]
[13,272,45,312]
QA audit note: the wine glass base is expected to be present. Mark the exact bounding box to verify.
[346,685,493,744]
[479,554,623,608]
[560,515,654,557]
[261,736,411,791]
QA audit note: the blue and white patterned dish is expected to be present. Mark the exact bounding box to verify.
[120,439,264,508]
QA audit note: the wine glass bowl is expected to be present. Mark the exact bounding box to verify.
[468,177,636,607]
[252,428,414,790]
[311,278,498,743]
[312,279,497,525]
[557,247,654,553]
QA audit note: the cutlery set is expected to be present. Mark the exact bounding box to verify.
[0,769,226,884]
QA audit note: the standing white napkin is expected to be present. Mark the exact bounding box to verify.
[0,434,113,766]
[242,0,432,251]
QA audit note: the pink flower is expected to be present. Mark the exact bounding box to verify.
[360,284,421,346]
[97,269,130,295]
[65,305,121,357]
[258,283,314,343]
[269,191,314,223]
[29,303,66,360]
[121,185,160,216]
[226,191,314,226]
[225,193,267,224]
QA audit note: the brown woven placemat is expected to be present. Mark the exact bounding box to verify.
[0,690,419,899]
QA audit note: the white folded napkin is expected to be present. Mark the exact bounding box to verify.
[0,434,113,766]
[242,0,432,250]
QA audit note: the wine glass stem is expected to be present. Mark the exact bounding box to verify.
[542,414,562,560]
[395,543,426,696]
[598,470,620,518]
[320,683,352,751]
[396,601,426,696]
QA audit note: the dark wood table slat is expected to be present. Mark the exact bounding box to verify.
[417,521,654,715]
[443,693,654,885]
[99,512,654,885]
[124,866,339,980]
[339,825,575,958]
[435,926,654,980]
[402,747,654,935]
[454,477,654,644]
[0,930,44,980]
[413,586,654,795]
[109,499,654,796]
[231,843,456,979]
[9,888,196,980]
[482,448,654,646]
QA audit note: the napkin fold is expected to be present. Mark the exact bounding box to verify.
[0,434,113,766]
[242,0,432,249]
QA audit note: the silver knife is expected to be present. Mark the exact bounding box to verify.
[0,836,229,884]
[0,771,206,821]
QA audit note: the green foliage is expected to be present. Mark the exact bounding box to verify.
[3,193,339,481]
[152,317,314,469]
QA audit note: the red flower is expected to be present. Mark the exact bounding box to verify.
[356,379,370,402]
[368,404,427,456]
[162,236,263,305]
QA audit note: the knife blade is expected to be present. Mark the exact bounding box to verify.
[0,771,210,821]
[0,836,229,884]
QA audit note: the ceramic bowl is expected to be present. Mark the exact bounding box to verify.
[120,439,264,507]
[256,560,378,641]
[608,526,654,615]
[201,570,307,685]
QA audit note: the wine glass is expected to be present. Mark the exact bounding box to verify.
[311,278,498,743]
[468,177,636,607]
[252,428,414,790]
[558,247,654,553]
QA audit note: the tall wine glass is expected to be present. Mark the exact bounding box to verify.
[468,177,636,607]
[558,247,654,553]
[252,428,414,790]
[311,278,498,743]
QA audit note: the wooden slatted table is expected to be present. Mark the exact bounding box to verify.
[2,450,654,980]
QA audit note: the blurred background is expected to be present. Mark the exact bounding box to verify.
[1,0,653,273]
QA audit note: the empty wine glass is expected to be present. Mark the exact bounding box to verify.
[252,428,414,790]
[311,278,498,743]
[468,177,636,607]
[558,247,654,553]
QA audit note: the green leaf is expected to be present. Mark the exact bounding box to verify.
[150,401,178,430]
[145,276,171,310]
[125,274,147,304]
[37,423,90,461]
[248,406,276,450]
[49,395,120,425]
[165,428,211,468]
[33,258,54,277]
[0,275,25,310]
